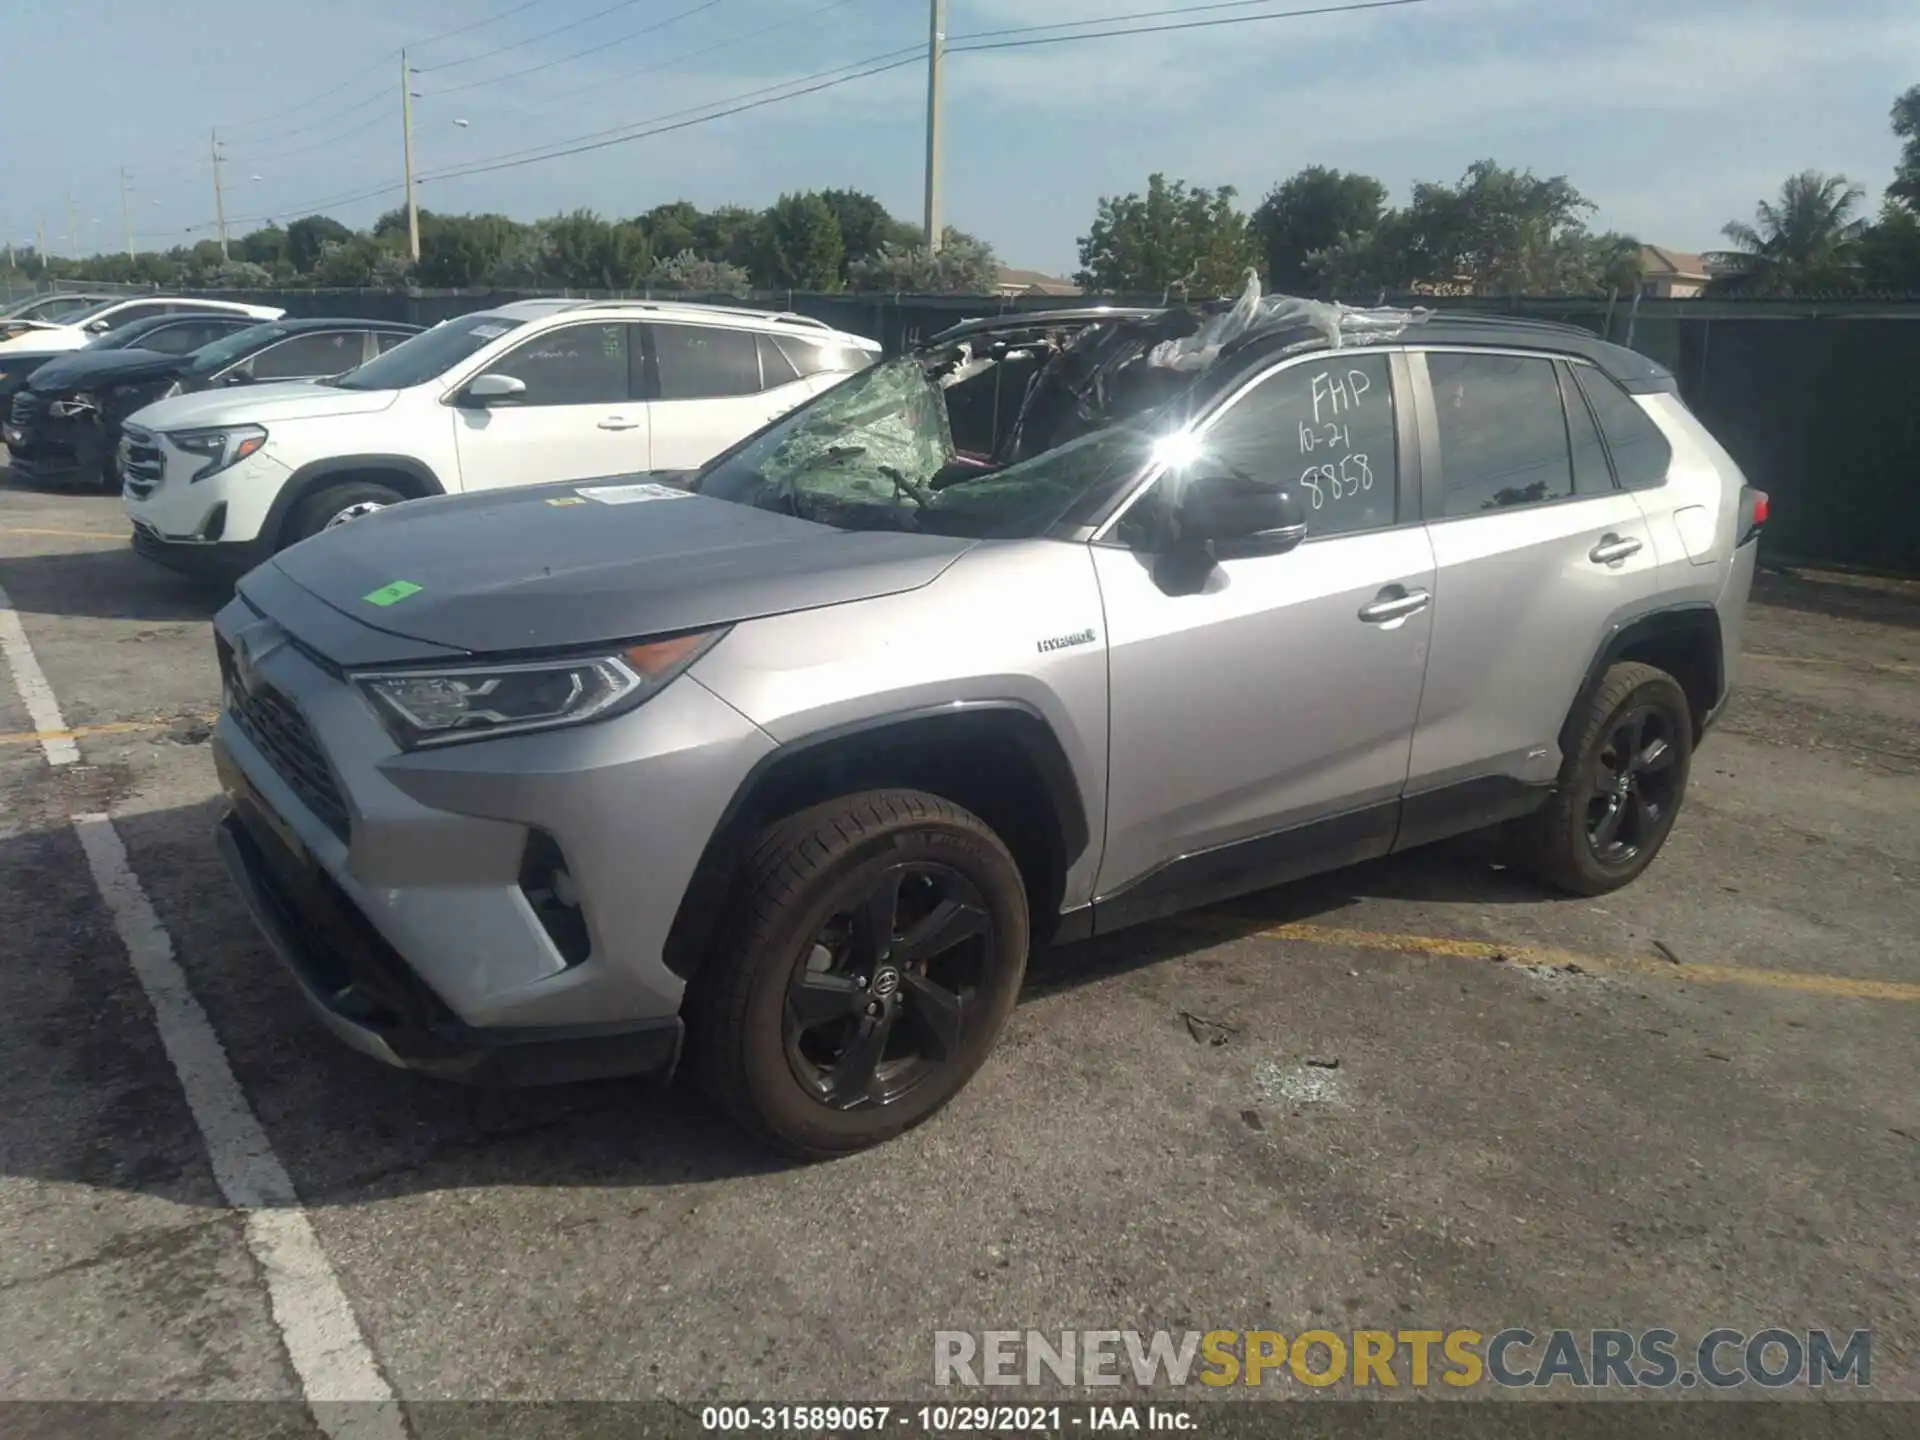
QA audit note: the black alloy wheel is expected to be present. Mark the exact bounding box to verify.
[1585,704,1681,866]
[783,862,992,1111]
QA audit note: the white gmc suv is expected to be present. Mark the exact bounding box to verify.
[120,298,882,579]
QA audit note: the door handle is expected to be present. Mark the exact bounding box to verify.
[597,417,641,431]
[1589,533,1643,565]
[1358,587,1431,624]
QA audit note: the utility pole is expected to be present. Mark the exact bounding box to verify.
[67,195,78,257]
[35,215,46,260]
[211,129,230,260]
[120,166,135,259]
[922,0,946,253]
[401,49,421,262]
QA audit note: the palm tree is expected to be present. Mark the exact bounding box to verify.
[1709,171,1867,295]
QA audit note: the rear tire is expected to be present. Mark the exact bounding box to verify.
[1513,661,1693,896]
[285,481,404,546]
[689,789,1029,1159]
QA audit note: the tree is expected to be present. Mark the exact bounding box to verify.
[416,212,525,288]
[1075,172,1259,296]
[754,192,845,290]
[696,205,763,270]
[1859,202,1920,291]
[1890,84,1920,210]
[542,209,651,289]
[1305,160,1628,298]
[647,249,751,295]
[847,227,999,293]
[1251,167,1388,294]
[816,189,919,272]
[1710,170,1867,295]
[286,214,353,273]
[637,201,704,261]
[235,225,287,268]
[311,236,392,287]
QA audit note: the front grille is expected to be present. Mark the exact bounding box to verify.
[218,634,352,840]
[120,423,164,500]
[9,390,42,427]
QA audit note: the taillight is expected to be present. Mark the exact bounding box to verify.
[1738,486,1768,545]
[1751,490,1769,527]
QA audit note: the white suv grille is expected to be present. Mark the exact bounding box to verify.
[120,424,165,500]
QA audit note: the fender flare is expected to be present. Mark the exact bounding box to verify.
[1560,602,1725,756]
[262,454,446,548]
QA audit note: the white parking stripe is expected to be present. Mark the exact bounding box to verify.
[71,814,408,1435]
[0,581,80,765]
[0,571,403,1433]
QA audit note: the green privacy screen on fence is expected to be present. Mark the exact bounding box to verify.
[61,284,1919,574]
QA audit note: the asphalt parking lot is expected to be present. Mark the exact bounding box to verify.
[1,475,1915,1424]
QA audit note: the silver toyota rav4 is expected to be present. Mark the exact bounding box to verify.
[208,288,1765,1157]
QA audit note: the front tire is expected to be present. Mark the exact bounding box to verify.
[691,790,1030,1159]
[285,480,404,546]
[1514,661,1694,896]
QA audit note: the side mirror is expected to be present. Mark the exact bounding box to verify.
[459,372,527,406]
[1175,471,1308,559]
[220,370,253,387]
[86,319,110,333]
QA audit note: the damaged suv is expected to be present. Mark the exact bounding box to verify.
[209,281,1764,1157]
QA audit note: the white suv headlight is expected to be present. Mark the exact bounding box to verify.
[352,629,726,749]
[168,423,267,482]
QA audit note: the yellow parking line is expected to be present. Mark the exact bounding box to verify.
[1226,920,1920,1003]
[1747,651,1919,677]
[0,714,216,747]
[0,526,127,541]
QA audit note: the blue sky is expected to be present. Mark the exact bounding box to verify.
[4,0,1915,275]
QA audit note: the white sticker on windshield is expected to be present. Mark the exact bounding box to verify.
[468,322,509,338]
[576,481,691,505]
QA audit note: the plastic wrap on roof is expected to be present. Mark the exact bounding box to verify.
[1145,271,1431,372]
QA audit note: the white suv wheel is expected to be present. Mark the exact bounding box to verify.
[325,500,386,529]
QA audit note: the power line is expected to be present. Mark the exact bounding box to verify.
[476,0,862,118]
[408,0,548,51]
[953,0,1349,43]
[420,47,925,184]
[417,0,668,72]
[222,110,393,166]
[420,0,726,97]
[218,83,393,149]
[949,0,1427,53]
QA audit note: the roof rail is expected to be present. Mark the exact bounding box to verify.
[1423,310,1600,340]
[769,311,832,331]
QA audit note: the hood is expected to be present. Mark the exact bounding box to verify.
[0,348,67,380]
[127,379,398,430]
[0,327,86,355]
[260,477,974,659]
[29,348,189,393]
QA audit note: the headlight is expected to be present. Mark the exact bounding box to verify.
[352,629,726,749]
[167,423,267,481]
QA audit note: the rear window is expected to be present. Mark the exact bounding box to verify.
[1573,365,1673,491]
[773,335,872,378]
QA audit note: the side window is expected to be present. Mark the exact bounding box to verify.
[773,335,870,378]
[138,323,218,355]
[1574,365,1673,491]
[487,323,631,405]
[758,333,801,388]
[1559,362,1616,496]
[98,302,166,332]
[375,330,414,355]
[1197,351,1399,538]
[652,323,762,399]
[1426,352,1572,516]
[249,331,363,380]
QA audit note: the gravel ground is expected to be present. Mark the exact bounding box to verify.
[1,477,1914,1432]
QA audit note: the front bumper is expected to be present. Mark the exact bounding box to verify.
[131,520,268,581]
[216,802,682,1085]
[207,590,775,1079]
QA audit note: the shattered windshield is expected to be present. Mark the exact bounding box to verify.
[692,281,1429,539]
[692,355,1162,539]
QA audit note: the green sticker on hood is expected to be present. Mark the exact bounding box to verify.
[362,580,423,607]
